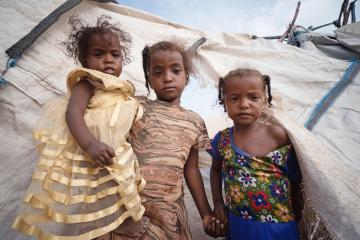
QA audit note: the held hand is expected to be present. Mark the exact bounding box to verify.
[85,140,116,167]
[203,214,226,238]
[213,202,228,229]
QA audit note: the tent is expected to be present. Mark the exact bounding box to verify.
[0,1,359,239]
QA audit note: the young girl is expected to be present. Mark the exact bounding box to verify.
[209,68,301,239]
[12,16,145,239]
[100,41,223,240]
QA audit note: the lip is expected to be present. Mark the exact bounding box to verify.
[237,113,252,117]
[163,86,176,91]
[104,67,115,74]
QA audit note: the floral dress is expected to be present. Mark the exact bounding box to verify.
[209,127,300,240]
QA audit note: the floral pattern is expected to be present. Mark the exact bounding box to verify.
[215,128,295,223]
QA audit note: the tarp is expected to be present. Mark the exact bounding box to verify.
[0,1,359,239]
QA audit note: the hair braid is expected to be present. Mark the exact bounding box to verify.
[263,75,272,107]
[142,46,150,93]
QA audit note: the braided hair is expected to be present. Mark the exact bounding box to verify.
[141,41,192,93]
[218,68,273,112]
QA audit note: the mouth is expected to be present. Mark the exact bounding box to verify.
[163,86,176,91]
[103,67,115,75]
[237,113,252,118]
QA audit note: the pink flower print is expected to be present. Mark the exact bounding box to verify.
[248,191,272,211]
[238,170,256,187]
[269,165,282,178]
[270,183,286,202]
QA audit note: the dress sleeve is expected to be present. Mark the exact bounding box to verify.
[206,132,222,161]
[286,147,302,183]
[192,117,211,150]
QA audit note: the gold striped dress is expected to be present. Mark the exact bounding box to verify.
[12,68,145,240]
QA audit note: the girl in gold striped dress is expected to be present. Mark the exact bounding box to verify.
[12,16,145,240]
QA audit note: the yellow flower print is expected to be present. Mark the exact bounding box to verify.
[229,185,245,203]
[251,159,261,169]
[274,203,294,222]
[257,172,270,183]
[224,147,233,159]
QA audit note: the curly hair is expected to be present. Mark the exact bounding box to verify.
[141,41,193,93]
[218,68,272,112]
[61,15,132,66]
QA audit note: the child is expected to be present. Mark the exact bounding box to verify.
[209,68,301,239]
[12,16,145,239]
[101,41,224,240]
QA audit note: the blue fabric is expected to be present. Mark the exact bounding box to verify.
[209,128,301,239]
[208,127,302,183]
[228,212,300,240]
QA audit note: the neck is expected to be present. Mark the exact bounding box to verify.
[233,121,261,134]
[156,97,181,106]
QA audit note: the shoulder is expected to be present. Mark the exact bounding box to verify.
[134,96,151,106]
[186,109,204,122]
[265,123,290,147]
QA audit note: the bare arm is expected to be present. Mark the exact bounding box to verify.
[184,147,212,219]
[210,157,227,234]
[65,80,114,166]
[184,147,224,237]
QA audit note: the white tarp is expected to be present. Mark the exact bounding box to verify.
[0,1,359,239]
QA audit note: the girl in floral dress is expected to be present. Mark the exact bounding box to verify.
[209,68,301,239]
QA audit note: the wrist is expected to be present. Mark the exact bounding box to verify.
[213,200,225,208]
[82,138,98,152]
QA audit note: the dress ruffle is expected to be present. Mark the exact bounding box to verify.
[12,68,145,240]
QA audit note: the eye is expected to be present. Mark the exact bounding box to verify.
[230,96,238,102]
[152,69,162,76]
[112,51,122,59]
[173,68,182,74]
[93,51,103,57]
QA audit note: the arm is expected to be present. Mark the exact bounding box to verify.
[65,80,115,167]
[210,157,227,225]
[184,147,212,219]
[184,147,224,237]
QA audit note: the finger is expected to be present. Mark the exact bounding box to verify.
[98,156,107,167]
[205,217,212,231]
[210,217,216,234]
[94,159,104,168]
[101,151,112,166]
[215,218,221,236]
[220,222,226,236]
[106,147,116,158]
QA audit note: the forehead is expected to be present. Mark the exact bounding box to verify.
[226,75,265,92]
[88,33,120,48]
[150,50,184,67]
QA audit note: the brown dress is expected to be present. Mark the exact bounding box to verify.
[100,97,210,240]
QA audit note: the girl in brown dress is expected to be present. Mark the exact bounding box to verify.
[102,41,223,239]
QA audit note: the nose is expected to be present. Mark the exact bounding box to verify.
[164,70,173,83]
[238,97,249,109]
[104,53,114,63]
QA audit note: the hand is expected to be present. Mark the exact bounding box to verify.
[213,202,228,228]
[85,140,115,167]
[203,214,226,238]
